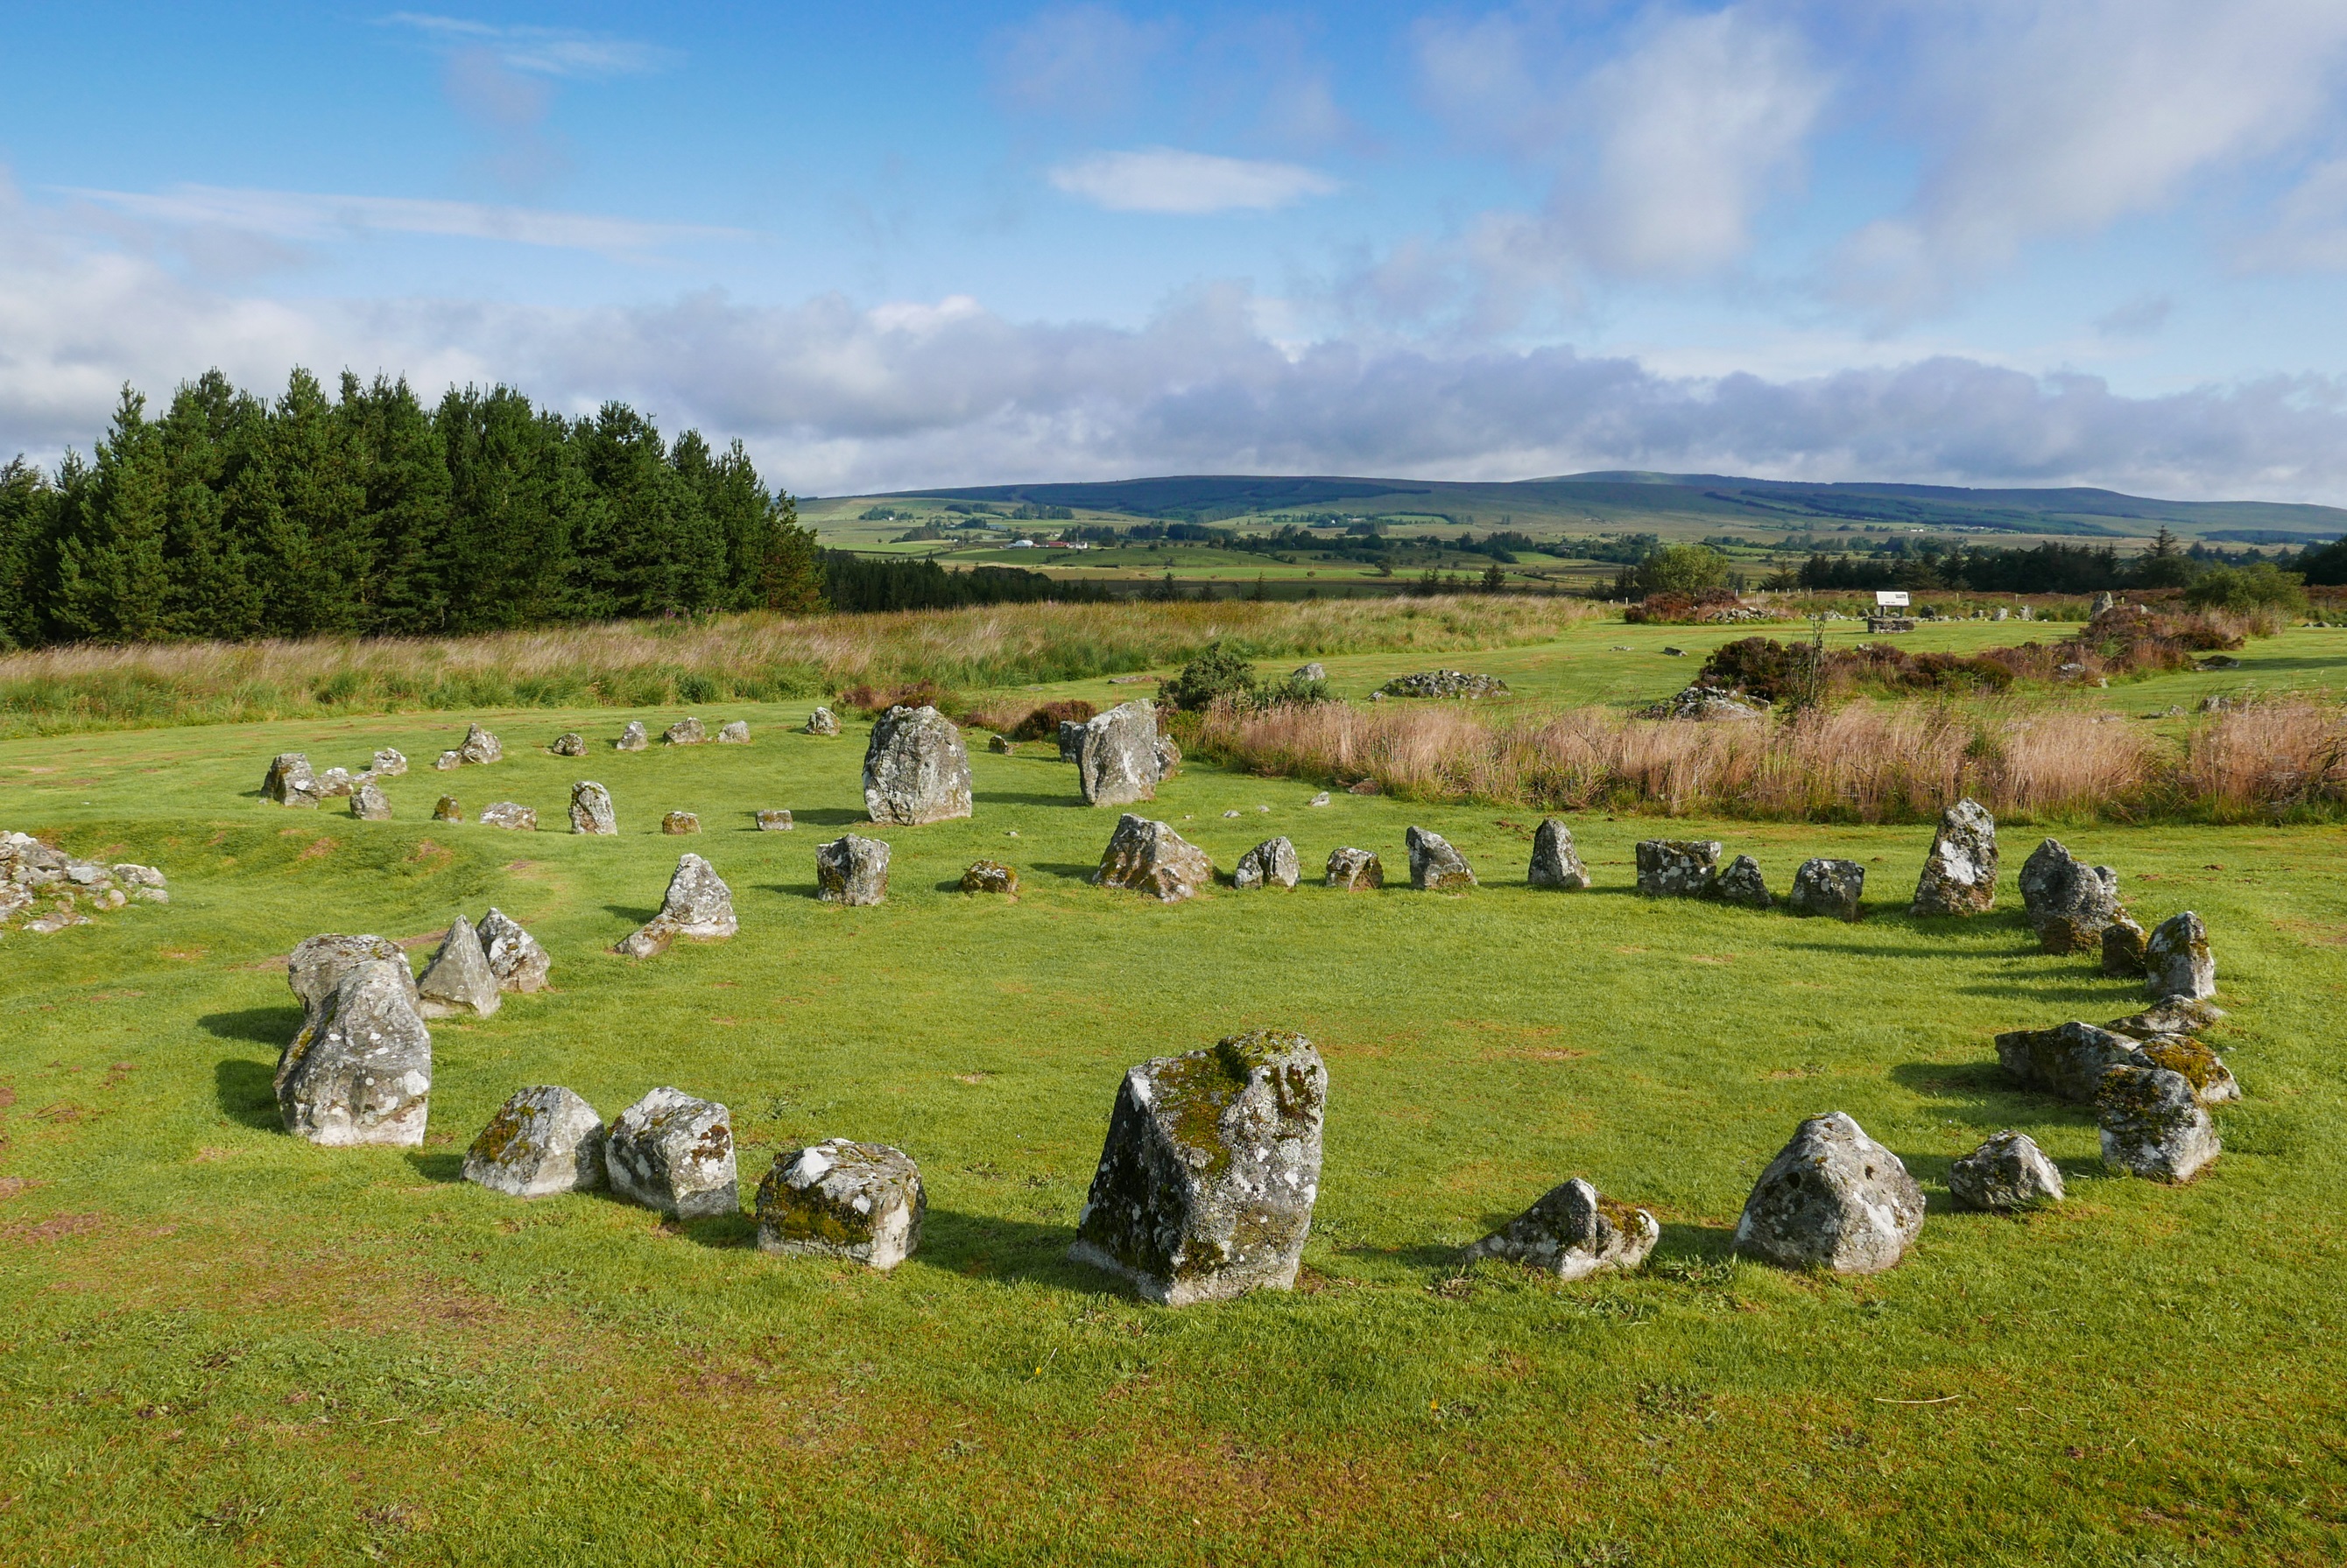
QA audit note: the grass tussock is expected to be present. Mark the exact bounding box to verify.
[0,595,1596,738]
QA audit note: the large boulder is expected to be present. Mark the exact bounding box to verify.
[615,854,737,956]
[817,834,891,905]
[1788,858,1864,921]
[1068,1030,1327,1305]
[1910,798,1998,916]
[754,1140,926,1270]
[863,706,973,825]
[287,933,413,1031]
[1709,854,1772,909]
[479,802,537,831]
[1636,840,1720,897]
[1463,1178,1659,1280]
[274,959,432,1148]
[263,753,322,807]
[1092,815,1212,902]
[1077,700,1160,808]
[2145,911,2215,1000]
[2019,838,2126,954]
[1733,1113,1924,1275]
[604,1088,738,1219]
[1405,826,1477,891]
[1325,847,1383,891]
[803,707,840,737]
[350,781,392,821]
[663,717,707,746]
[615,721,649,752]
[1233,837,1300,890]
[415,916,502,1020]
[1526,819,1590,889]
[476,908,551,994]
[1949,1129,2065,1211]
[569,781,617,835]
[462,1086,606,1198]
[2097,1066,2219,1182]
[1998,1019,2237,1107]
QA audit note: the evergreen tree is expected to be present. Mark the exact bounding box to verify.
[154,370,265,640]
[341,374,451,636]
[51,387,173,641]
[0,459,60,647]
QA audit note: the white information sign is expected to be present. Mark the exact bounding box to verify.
[1875,590,1911,608]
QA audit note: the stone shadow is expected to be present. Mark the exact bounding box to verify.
[1029,862,1102,883]
[906,1207,1111,1294]
[404,1150,466,1183]
[213,1056,280,1130]
[789,807,868,828]
[973,789,1083,809]
[200,1006,300,1047]
[1886,1059,2100,1137]
[601,903,661,925]
[1649,1219,1737,1265]
[759,882,826,901]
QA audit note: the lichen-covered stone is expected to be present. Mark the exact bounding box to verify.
[1788,857,1864,921]
[2102,917,2147,977]
[350,781,392,820]
[1293,662,1326,681]
[2104,996,2227,1039]
[1464,1178,1659,1279]
[287,933,414,1032]
[615,721,649,751]
[818,834,891,905]
[275,959,432,1148]
[1153,735,1181,780]
[569,781,617,835]
[1378,670,1509,699]
[1636,840,1721,897]
[604,1087,738,1219]
[1233,837,1300,890]
[476,908,550,994]
[755,810,793,831]
[1068,1030,1326,1305]
[661,811,701,835]
[549,733,587,757]
[2145,911,2215,1000]
[1325,846,1383,891]
[370,748,409,777]
[415,916,502,1020]
[432,724,502,767]
[263,753,322,807]
[1910,798,1998,916]
[1078,700,1160,808]
[2097,1066,2219,1182]
[663,717,707,745]
[1092,814,1212,902]
[612,922,676,960]
[2132,1034,2241,1105]
[434,750,464,770]
[1406,826,1476,891]
[2019,838,2125,953]
[1709,854,1771,908]
[110,863,168,903]
[616,854,737,955]
[1994,1021,2148,1103]
[463,1086,605,1198]
[863,706,973,825]
[432,796,462,823]
[1733,1112,1924,1275]
[755,1140,925,1269]
[479,802,536,831]
[314,767,356,798]
[959,859,1017,895]
[988,734,1016,754]
[1527,819,1590,889]
[716,721,751,744]
[1056,719,1085,762]
[1949,1129,2064,1211]
[803,707,840,736]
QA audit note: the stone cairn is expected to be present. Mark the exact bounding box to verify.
[756,1141,927,1271]
[615,854,738,957]
[2,833,166,936]
[863,706,973,826]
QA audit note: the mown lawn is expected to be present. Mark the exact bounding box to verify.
[2,703,2343,1564]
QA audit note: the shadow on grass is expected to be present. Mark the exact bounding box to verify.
[1648,1219,1737,1266]
[786,808,867,828]
[1950,981,2132,1008]
[200,1006,300,1047]
[1887,1059,2100,1138]
[909,1207,1111,1294]
[213,1057,280,1130]
[405,1150,465,1183]
[973,789,1083,810]
[1775,937,2047,961]
[1029,862,1102,883]
[601,904,661,925]
[758,882,825,901]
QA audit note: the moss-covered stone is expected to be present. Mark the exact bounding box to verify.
[754,1140,924,1270]
[2097,1065,2218,1182]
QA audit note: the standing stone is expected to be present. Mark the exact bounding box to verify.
[462,1086,605,1198]
[1325,847,1383,891]
[1092,815,1212,902]
[1056,720,1085,763]
[455,724,502,765]
[370,748,409,777]
[1233,837,1300,890]
[1526,819,1591,889]
[2019,839,2126,954]
[287,933,413,1031]
[1068,1030,1327,1305]
[663,717,707,745]
[863,706,973,825]
[569,781,617,836]
[1911,798,1998,916]
[817,834,891,905]
[1734,1113,1925,1275]
[662,812,701,835]
[615,721,649,752]
[433,796,462,822]
[2102,917,2148,976]
[2097,1066,2218,1182]
[2091,590,2117,616]
[315,767,356,798]
[615,854,738,956]
[1077,700,1160,807]
[1788,858,1865,921]
[478,802,537,831]
[1463,1178,1660,1280]
[350,781,392,820]
[476,908,551,994]
[275,959,432,1148]
[1949,1130,2065,1211]
[755,1141,926,1270]
[263,753,322,807]
[1709,854,1772,908]
[415,916,502,1020]
[604,1088,738,1219]
[716,721,751,744]
[755,810,793,831]
[1636,840,1721,897]
[550,733,586,757]
[803,707,841,736]
[959,860,1018,895]
[2145,911,2215,1000]
[1405,826,1476,891]
[1153,736,1181,781]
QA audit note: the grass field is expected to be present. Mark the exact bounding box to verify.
[4,674,2345,1564]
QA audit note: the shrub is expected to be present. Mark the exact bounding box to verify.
[1636,545,1730,595]
[2182,563,2308,616]
[1011,699,1097,741]
[1161,642,1261,712]
[839,679,961,716]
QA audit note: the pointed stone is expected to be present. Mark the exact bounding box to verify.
[1910,798,1998,916]
[463,1086,605,1197]
[1949,1130,2064,1211]
[615,721,649,751]
[370,748,409,777]
[2145,911,2215,1000]
[476,908,551,994]
[416,917,502,1019]
[432,796,462,822]
[263,753,321,807]
[1527,819,1590,889]
[1092,814,1211,902]
[350,781,392,820]
[1233,837,1299,890]
[1709,854,1772,908]
[1406,826,1476,891]
[803,707,840,736]
[1465,1178,1659,1279]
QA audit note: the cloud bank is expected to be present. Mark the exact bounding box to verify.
[1048,149,1341,214]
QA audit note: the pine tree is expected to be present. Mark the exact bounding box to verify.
[155,371,265,640]
[0,458,60,647]
[341,374,451,636]
[52,387,172,641]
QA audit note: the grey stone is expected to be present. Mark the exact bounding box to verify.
[1056,720,1085,762]
[716,721,751,744]
[478,801,537,831]
[2104,996,2227,1038]
[315,767,356,798]
[1325,846,1383,891]
[1153,735,1181,780]
[2097,1066,2219,1182]
[415,916,502,1020]
[2130,1034,2241,1106]
[1232,837,1300,890]
[569,781,617,835]
[1949,1129,2065,1211]
[615,721,650,751]
[1636,839,1720,897]
[1405,826,1476,891]
[1092,815,1211,902]
[434,751,465,770]
[1293,662,1327,681]
[988,734,1016,754]
[2091,590,2117,616]
[803,707,840,737]
[2019,838,2126,954]
[1788,858,1864,920]
[2102,917,2147,976]
[1307,791,1331,807]
[110,863,168,903]
[433,724,501,766]
[350,781,392,820]
[755,1141,926,1270]
[2145,911,2215,1000]
[432,796,462,822]
[1910,798,1998,916]
[1642,684,1766,721]
[463,1086,605,1198]
[661,812,701,835]
[755,810,793,832]
[1068,1030,1326,1305]
[1378,670,1509,699]
[1526,819,1590,889]
[817,834,891,905]
[1708,854,1772,908]
[476,908,550,994]
[863,706,973,825]
[960,859,1018,894]
[616,854,737,955]
[550,733,586,757]
[663,717,707,746]
[287,933,414,1033]
[370,748,408,777]
[1078,700,1160,807]
[1733,1112,1924,1275]
[604,1088,738,1219]
[1995,1021,2149,1103]
[274,959,432,1148]
[263,753,322,807]
[1463,1178,1660,1279]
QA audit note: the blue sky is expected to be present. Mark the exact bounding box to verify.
[8,1,2347,499]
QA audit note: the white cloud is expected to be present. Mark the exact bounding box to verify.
[379,13,680,79]
[1047,148,1340,214]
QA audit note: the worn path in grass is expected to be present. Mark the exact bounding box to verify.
[2,712,2343,1564]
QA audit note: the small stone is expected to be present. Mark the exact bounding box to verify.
[803,707,841,736]
[1466,1178,1659,1279]
[756,1140,926,1269]
[1640,684,1766,721]
[818,834,892,905]
[1308,791,1331,807]
[2019,838,2126,954]
[1325,846,1383,891]
[370,749,409,777]
[663,717,707,746]
[1222,809,1241,819]
[615,854,737,955]
[1733,1112,1924,1275]
[1293,662,1326,681]
[550,733,586,757]
[959,859,1018,895]
[1233,837,1300,890]
[263,753,322,807]
[478,802,537,831]
[415,916,502,1020]
[476,908,551,994]
[1910,798,1998,917]
[661,812,701,835]
[2101,917,2147,976]
[435,750,465,770]
[1405,826,1476,891]
[315,767,356,798]
[715,721,751,744]
[1707,854,1771,908]
[432,796,462,822]
[989,734,1017,754]
[274,959,432,1148]
[110,863,168,903]
[604,1088,738,1219]
[2144,911,2215,1000]
[1526,819,1590,889]
[1788,858,1864,920]
[863,706,973,825]
[350,781,392,820]
[1949,1129,2065,1211]
[569,781,618,836]
[2132,1035,2241,1106]
[2097,1066,2219,1182]
[615,721,650,751]
[463,1086,605,1198]
[755,810,794,831]
[613,922,676,960]
[1092,815,1212,902]
[1636,839,1720,897]
[1078,700,1160,808]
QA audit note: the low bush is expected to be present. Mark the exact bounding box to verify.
[1010,699,1097,741]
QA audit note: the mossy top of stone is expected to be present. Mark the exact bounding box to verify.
[1138,1030,1321,1184]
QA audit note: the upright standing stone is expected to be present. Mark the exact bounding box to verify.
[2097,1066,2218,1182]
[1153,736,1181,781]
[663,717,707,745]
[1325,847,1383,891]
[1464,1178,1659,1279]
[1733,1112,1924,1275]
[1057,720,1086,762]
[755,1141,926,1270]
[1636,840,1720,897]
[550,733,587,757]
[1068,1030,1327,1305]
[1233,837,1300,890]
[1788,858,1864,920]
[433,796,462,822]
[816,834,891,905]
[2019,839,2126,954]
[1526,819,1590,889]
[2144,911,2215,1000]
[615,721,649,752]
[1405,826,1476,890]
[370,748,409,777]
[615,854,737,956]
[863,706,973,825]
[287,933,413,1032]
[1709,854,1771,908]
[569,781,617,835]
[1091,815,1212,902]
[1949,1129,2065,1211]
[275,960,432,1148]
[415,916,502,1019]
[476,908,551,994]
[716,721,751,744]
[263,753,322,807]
[455,724,502,765]
[1077,700,1160,807]
[804,707,841,736]
[463,1086,606,1197]
[1911,798,1998,916]
[604,1088,738,1219]
[350,781,392,820]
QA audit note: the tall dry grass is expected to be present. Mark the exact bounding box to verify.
[0,595,1596,738]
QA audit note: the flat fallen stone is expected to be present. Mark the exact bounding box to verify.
[1709,854,1771,908]
[1734,1112,1924,1274]
[463,1086,605,1198]
[415,916,502,1020]
[1464,1178,1659,1279]
[2104,997,2227,1038]
[350,781,392,820]
[2019,838,2126,954]
[2145,911,2215,1000]
[1788,858,1864,920]
[1526,819,1590,889]
[479,802,537,831]
[1910,798,1998,916]
[2097,1065,2219,1182]
[569,781,617,835]
[550,733,586,757]
[716,721,751,744]
[287,933,414,1032]
[2102,917,2147,977]
[1636,840,1720,897]
[803,707,840,736]
[818,834,891,905]
[959,860,1017,895]
[275,959,432,1148]
[863,706,973,825]
[1406,826,1477,891]
[263,753,322,807]
[1092,815,1212,902]
[370,748,409,777]
[1307,791,1331,807]
[755,810,793,831]
[1233,837,1300,890]
[1949,1129,2064,1211]
[604,1087,738,1219]
[433,796,462,822]
[1078,700,1160,808]
[1994,1021,2148,1103]
[1325,846,1383,891]
[755,1140,926,1269]
[664,717,707,745]
[615,721,649,751]
[662,812,701,835]
[476,908,551,994]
